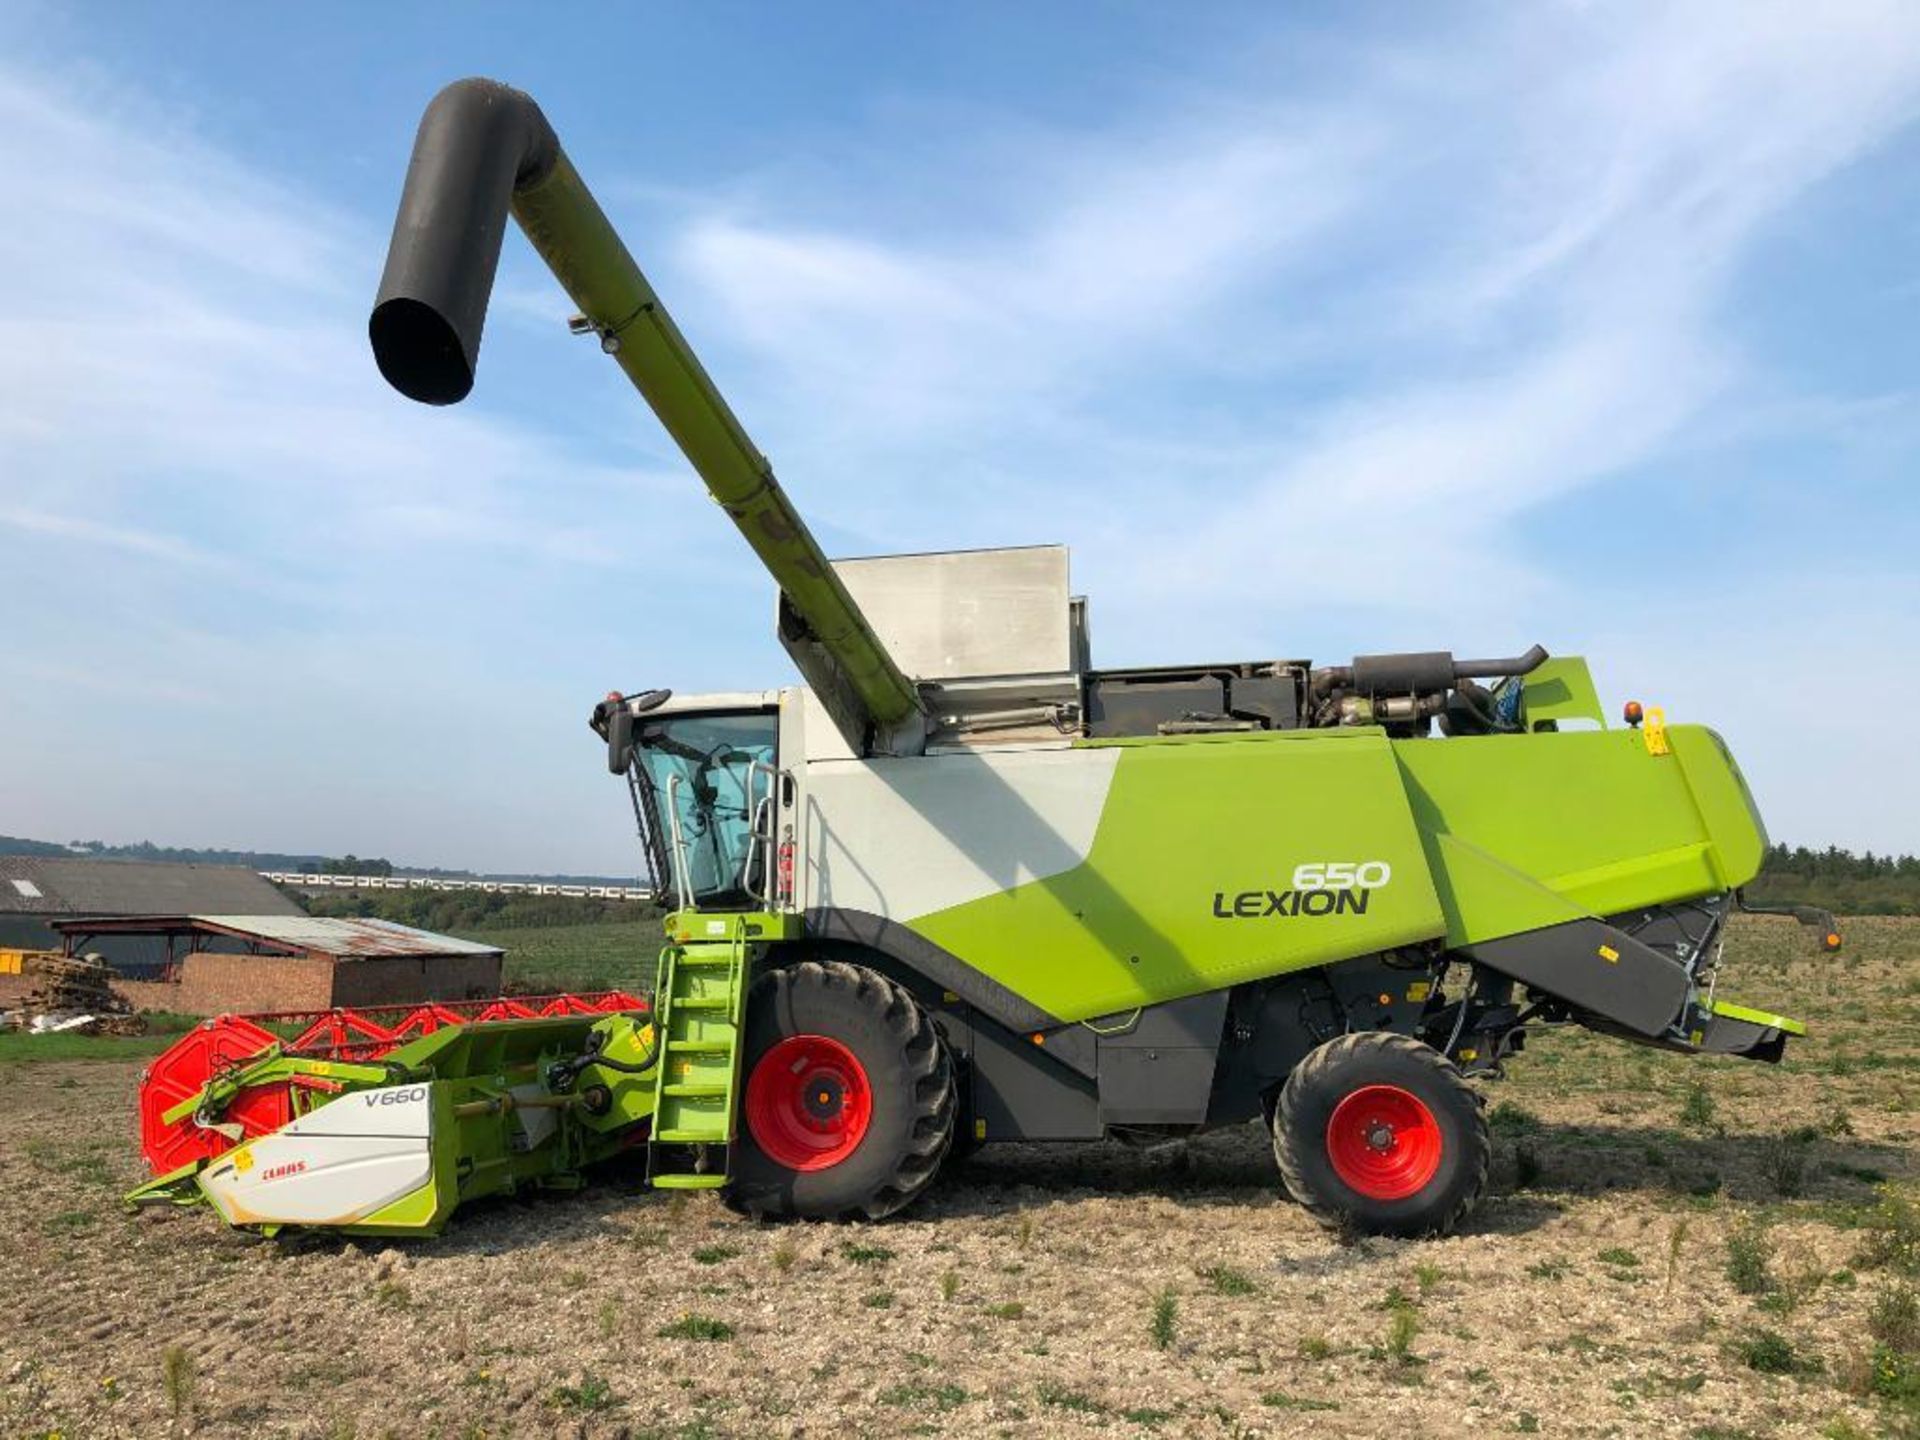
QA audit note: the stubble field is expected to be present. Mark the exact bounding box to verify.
[2,916,1918,1440]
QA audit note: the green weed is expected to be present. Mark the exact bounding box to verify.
[656,1314,735,1342]
[1761,1135,1813,1199]
[1197,1264,1257,1296]
[1261,1391,1338,1411]
[550,1373,617,1412]
[840,1241,895,1266]
[1733,1329,1813,1375]
[1680,1082,1717,1130]
[1725,1220,1774,1296]
[880,1380,968,1410]
[1858,1185,1920,1274]
[1490,1101,1542,1133]
[1383,1306,1420,1365]
[1870,1281,1920,1354]
[1037,1381,1105,1413]
[1514,1143,1544,1189]
[1667,1219,1690,1295]
[162,1345,194,1421]
[1150,1288,1178,1350]
[692,1244,739,1265]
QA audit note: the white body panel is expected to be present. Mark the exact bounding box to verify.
[199,1083,434,1228]
[799,745,1120,921]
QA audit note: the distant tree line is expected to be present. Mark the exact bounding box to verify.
[0,834,633,887]
[297,888,661,934]
[1747,844,1920,916]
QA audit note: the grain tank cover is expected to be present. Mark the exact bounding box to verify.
[824,546,1074,681]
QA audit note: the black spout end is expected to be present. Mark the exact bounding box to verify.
[371,78,559,406]
[370,297,474,406]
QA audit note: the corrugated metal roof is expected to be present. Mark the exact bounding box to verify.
[189,915,504,959]
[0,857,302,917]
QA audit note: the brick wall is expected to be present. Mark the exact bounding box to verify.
[111,949,503,1016]
[330,953,503,1006]
[116,951,336,1017]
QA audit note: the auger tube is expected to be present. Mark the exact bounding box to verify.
[370,77,925,754]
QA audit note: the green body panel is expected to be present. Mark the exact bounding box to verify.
[903,715,1769,1024]
[1708,999,1807,1037]
[911,729,1445,1021]
[1395,723,1766,945]
[1518,657,1606,729]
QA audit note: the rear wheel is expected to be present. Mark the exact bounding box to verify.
[1274,1032,1487,1237]
[725,960,955,1220]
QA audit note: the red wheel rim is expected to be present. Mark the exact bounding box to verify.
[1325,1084,1442,1200]
[745,1035,872,1171]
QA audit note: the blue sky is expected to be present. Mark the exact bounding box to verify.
[1,1,1916,875]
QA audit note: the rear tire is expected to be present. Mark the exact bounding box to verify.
[1274,1032,1487,1238]
[724,960,955,1220]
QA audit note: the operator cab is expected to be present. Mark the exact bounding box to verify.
[597,691,780,912]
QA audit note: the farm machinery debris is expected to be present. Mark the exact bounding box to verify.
[130,77,1837,1240]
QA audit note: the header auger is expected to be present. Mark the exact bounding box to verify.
[131,77,1833,1239]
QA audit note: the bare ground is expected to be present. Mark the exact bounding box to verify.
[2,916,1917,1440]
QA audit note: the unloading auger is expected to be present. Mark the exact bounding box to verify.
[130,78,1837,1240]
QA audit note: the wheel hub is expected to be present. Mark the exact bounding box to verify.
[745,1034,873,1172]
[1325,1084,1443,1201]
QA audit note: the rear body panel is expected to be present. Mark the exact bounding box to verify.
[796,714,1768,1025]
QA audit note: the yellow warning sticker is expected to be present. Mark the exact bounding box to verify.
[233,1148,254,1174]
[1405,981,1432,1002]
[1643,706,1671,756]
[1598,945,1620,963]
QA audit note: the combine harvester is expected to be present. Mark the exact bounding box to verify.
[131,79,1837,1239]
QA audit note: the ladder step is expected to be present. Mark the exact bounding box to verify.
[651,1174,728,1190]
[665,1040,733,1054]
[672,953,735,967]
[655,1128,730,1144]
[670,997,733,1010]
[662,1083,728,1098]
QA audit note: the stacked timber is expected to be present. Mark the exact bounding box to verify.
[0,952,146,1035]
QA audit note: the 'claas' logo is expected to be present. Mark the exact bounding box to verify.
[261,1161,308,1183]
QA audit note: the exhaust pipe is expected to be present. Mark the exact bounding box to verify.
[371,79,559,405]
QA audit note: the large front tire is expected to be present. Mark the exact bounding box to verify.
[1274,1032,1488,1238]
[725,960,955,1220]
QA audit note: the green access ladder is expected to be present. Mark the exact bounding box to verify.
[646,920,754,1190]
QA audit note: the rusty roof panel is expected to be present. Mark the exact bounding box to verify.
[187,915,503,959]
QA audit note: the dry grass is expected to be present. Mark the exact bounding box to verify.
[0,916,1914,1437]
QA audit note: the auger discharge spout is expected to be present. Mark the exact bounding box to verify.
[370,78,924,753]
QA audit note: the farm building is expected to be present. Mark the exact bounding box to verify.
[0,856,300,969]
[51,915,505,1016]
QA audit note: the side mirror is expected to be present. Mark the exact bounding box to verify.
[607,704,635,774]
